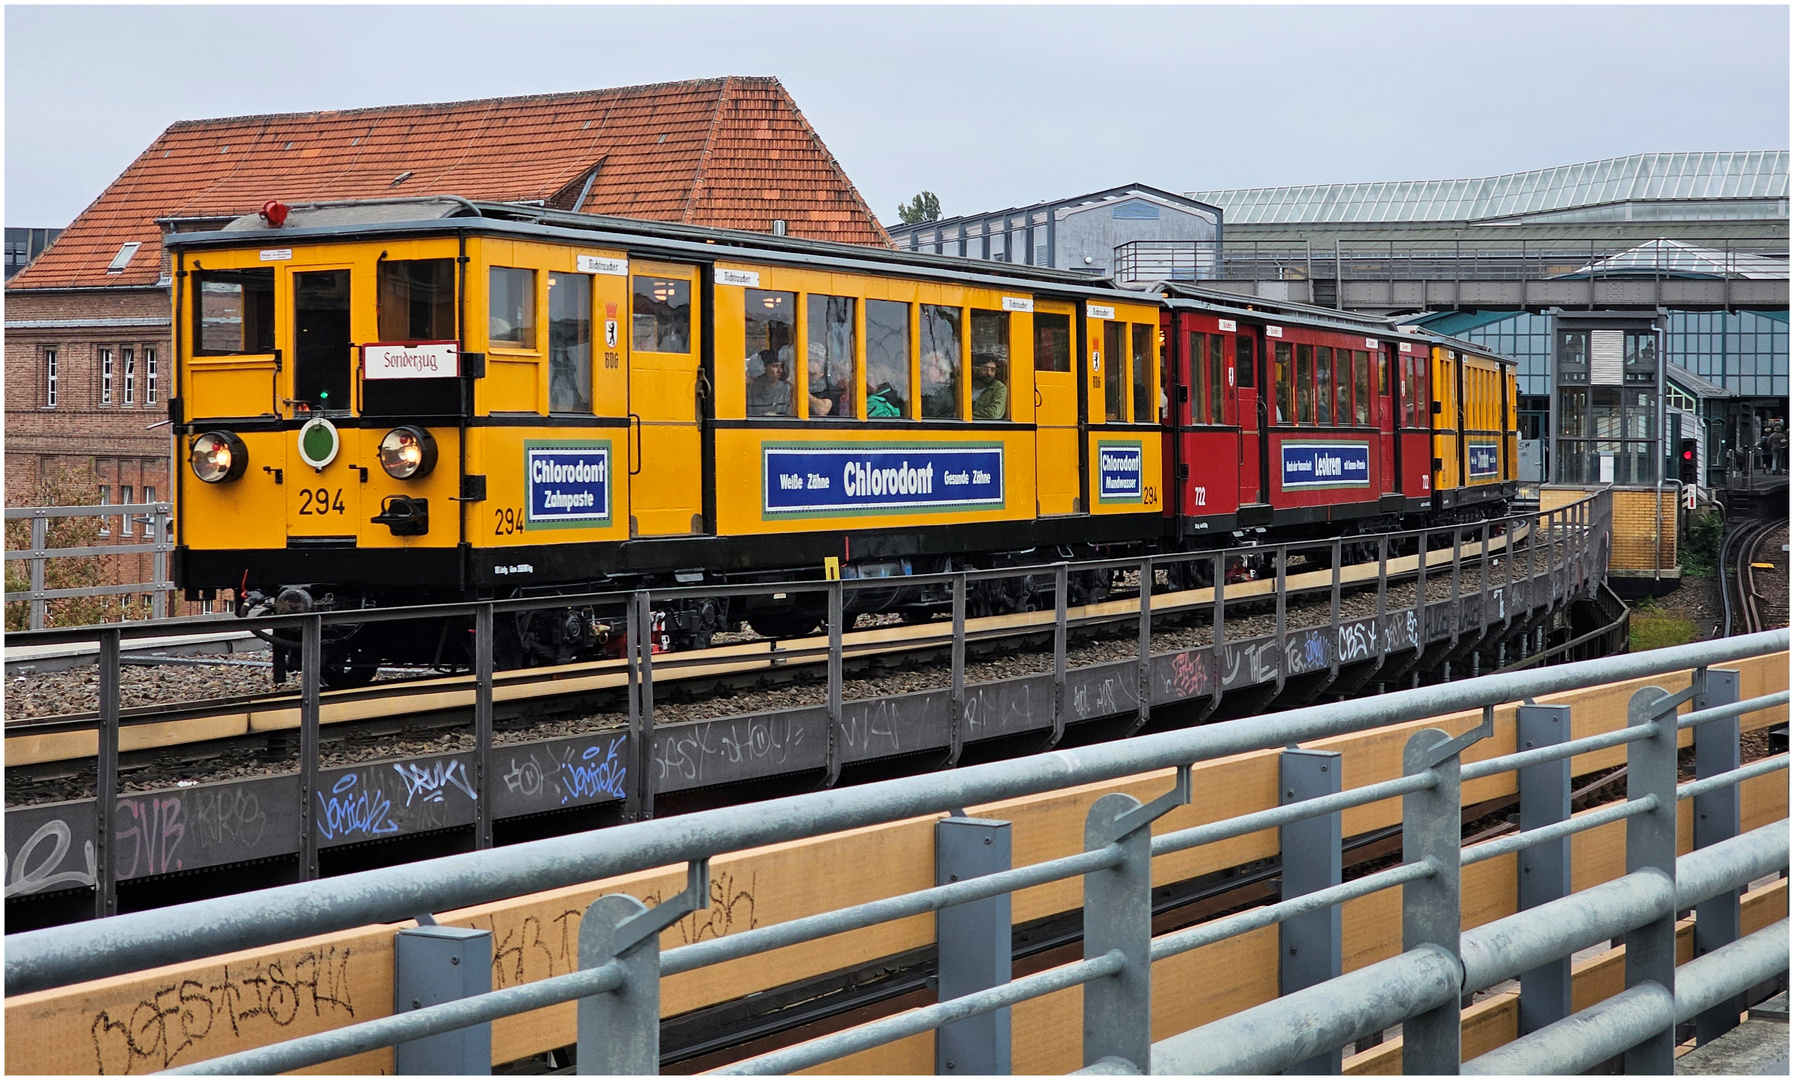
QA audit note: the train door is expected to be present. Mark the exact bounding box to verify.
[1396,341,1431,500]
[1231,325,1262,505]
[626,261,705,536]
[1375,344,1397,496]
[1033,300,1080,515]
[285,268,362,540]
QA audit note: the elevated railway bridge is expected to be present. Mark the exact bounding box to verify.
[4,490,1789,1074]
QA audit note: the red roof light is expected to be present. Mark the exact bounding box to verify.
[260,200,290,228]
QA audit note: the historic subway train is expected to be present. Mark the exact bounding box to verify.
[165,198,1517,682]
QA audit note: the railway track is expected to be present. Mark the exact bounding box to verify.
[6,532,1517,780]
[1721,517,1779,636]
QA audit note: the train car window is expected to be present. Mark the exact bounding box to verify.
[1034,313,1072,373]
[920,304,962,419]
[632,277,691,353]
[293,270,352,409]
[1101,322,1127,422]
[1314,346,1332,425]
[547,272,593,413]
[1333,349,1350,425]
[865,299,911,418]
[808,295,857,419]
[1207,332,1225,425]
[1274,341,1293,424]
[1131,324,1153,424]
[971,310,1010,421]
[1378,351,1390,396]
[1351,352,1366,422]
[1234,335,1255,389]
[193,269,274,355]
[377,260,455,342]
[488,267,536,350]
[1188,333,1208,423]
[745,289,796,417]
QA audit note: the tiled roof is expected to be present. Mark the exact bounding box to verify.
[11,77,889,291]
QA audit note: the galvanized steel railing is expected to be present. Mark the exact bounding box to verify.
[5,492,1609,919]
[3,502,175,627]
[6,627,1785,1075]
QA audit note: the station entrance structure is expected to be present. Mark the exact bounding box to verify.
[5,628,1786,1075]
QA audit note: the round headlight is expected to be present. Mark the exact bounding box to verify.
[190,431,247,483]
[379,426,438,480]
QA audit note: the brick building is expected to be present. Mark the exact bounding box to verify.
[5,76,889,506]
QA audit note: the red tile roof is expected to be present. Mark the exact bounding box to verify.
[11,77,889,291]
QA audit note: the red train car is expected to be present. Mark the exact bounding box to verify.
[1158,292,1474,546]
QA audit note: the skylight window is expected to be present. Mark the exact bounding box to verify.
[107,242,142,273]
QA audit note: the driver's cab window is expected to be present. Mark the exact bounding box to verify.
[193,269,275,355]
[488,267,537,350]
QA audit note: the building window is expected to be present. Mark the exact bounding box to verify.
[120,486,133,535]
[100,348,114,405]
[98,485,111,537]
[145,348,157,405]
[122,347,136,405]
[144,487,157,538]
[44,347,57,407]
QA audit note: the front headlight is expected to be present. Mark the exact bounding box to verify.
[379,426,438,480]
[190,431,247,483]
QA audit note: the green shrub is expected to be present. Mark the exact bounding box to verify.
[1630,612,1696,652]
[1681,509,1724,578]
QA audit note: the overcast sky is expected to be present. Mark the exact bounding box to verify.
[7,5,1789,228]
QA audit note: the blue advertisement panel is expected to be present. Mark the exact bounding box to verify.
[1281,441,1370,490]
[1467,441,1500,480]
[1097,441,1144,502]
[527,443,612,528]
[763,444,1003,516]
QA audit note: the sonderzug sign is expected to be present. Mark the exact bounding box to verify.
[1281,441,1370,489]
[363,341,459,380]
[1097,441,1144,502]
[1468,440,1500,480]
[763,445,1003,515]
[527,444,612,526]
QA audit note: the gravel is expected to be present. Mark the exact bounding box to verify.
[4,567,1481,807]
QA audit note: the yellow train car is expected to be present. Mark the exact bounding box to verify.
[1425,337,1519,515]
[168,199,1160,673]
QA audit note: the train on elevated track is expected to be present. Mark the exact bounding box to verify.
[166,198,1518,683]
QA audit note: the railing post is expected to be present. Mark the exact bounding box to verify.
[1516,704,1573,1034]
[1136,557,1153,729]
[1623,686,1679,1074]
[935,816,1013,1075]
[624,592,643,823]
[578,894,663,1075]
[1274,545,1288,694]
[300,614,322,881]
[152,508,169,620]
[1692,668,1743,1045]
[636,592,658,821]
[29,512,47,630]
[1415,528,1429,653]
[395,925,493,1075]
[1212,551,1226,709]
[1328,539,1344,677]
[1280,749,1344,1074]
[1401,728,1462,1074]
[95,627,121,919]
[949,571,967,767]
[826,580,844,787]
[1082,793,1153,1071]
[474,603,495,850]
[1375,536,1388,658]
[1449,526,1464,644]
[1050,562,1068,749]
